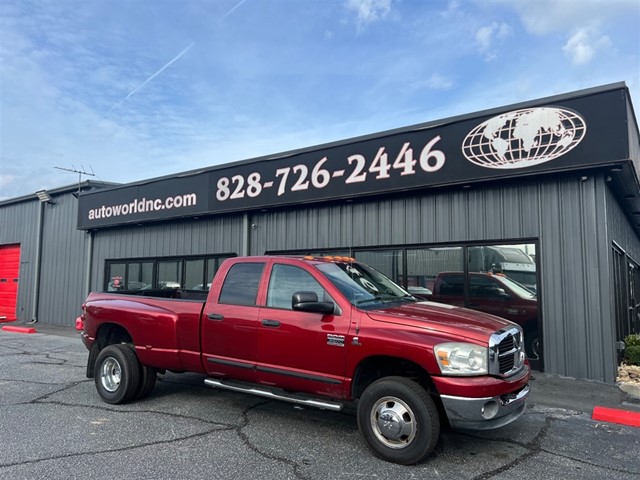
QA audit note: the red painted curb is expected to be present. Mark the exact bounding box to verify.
[1,325,37,334]
[593,406,640,428]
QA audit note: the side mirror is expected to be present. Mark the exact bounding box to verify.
[497,290,511,301]
[292,291,335,315]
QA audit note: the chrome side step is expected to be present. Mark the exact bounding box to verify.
[204,378,343,411]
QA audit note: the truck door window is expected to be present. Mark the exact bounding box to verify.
[267,264,330,310]
[219,262,265,306]
[470,276,506,299]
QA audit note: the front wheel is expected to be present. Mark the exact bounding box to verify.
[94,344,141,404]
[357,376,440,465]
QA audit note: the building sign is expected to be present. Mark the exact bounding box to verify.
[77,86,630,229]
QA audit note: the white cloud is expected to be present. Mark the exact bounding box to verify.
[562,28,612,65]
[475,22,512,61]
[345,0,392,29]
[563,30,594,65]
[424,73,454,90]
[510,0,638,35]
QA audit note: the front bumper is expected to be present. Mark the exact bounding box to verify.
[441,383,530,430]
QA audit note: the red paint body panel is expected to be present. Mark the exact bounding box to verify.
[82,294,205,372]
[81,256,530,404]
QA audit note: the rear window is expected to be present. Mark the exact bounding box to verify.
[218,263,265,306]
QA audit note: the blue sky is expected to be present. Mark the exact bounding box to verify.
[1,0,639,200]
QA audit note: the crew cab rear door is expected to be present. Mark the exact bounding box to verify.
[256,260,350,398]
[201,260,266,383]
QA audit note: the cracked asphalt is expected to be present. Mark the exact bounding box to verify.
[1,331,639,480]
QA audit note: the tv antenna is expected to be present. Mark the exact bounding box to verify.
[54,165,96,196]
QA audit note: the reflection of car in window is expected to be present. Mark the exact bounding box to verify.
[429,272,540,360]
[407,286,433,299]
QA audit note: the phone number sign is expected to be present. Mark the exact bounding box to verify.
[208,130,453,213]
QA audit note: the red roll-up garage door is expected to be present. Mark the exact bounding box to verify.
[0,244,20,322]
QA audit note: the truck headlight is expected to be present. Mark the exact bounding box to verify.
[434,342,488,376]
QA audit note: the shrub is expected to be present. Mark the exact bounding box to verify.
[624,342,640,366]
[625,334,640,348]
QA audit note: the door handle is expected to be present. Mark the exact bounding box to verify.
[262,319,281,328]
[207,313,224,321]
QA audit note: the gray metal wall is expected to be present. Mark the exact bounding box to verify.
[606,184,640,261]
[0,199,40,322]
[0,192,89,325]
[39,194,90,325]
[249,183,542,252]
[249,173,619,382]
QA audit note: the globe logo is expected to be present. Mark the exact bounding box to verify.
[462,107,587,169]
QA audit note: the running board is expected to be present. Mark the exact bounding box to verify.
[204,378,343,411]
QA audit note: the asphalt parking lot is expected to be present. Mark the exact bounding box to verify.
[1,329,639,480]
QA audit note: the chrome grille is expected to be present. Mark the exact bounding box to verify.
[489,327,525,377]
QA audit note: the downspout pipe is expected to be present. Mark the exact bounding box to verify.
[84,230,94,296]
[31,201,45,323]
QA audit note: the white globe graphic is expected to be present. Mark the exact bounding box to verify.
[462,107,587,169]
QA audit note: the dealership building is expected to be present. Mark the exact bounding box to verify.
[1,82,639,384]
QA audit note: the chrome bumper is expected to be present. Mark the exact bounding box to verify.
[440,384,530,430]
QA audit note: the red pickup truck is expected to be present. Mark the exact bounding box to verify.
[78,256,530,465]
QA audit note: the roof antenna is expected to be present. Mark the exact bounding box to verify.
[54,165,96,197]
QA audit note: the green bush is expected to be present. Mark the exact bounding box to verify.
[625,345,640,366]
[626,334,640,348]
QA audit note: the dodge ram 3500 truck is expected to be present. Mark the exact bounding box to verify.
[78,256,530,465]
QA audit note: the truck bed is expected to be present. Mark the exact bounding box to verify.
[83,291,207,373]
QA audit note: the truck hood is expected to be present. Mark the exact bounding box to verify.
[365,301,514,344]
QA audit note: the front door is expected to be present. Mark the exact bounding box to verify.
[256,262,350,398]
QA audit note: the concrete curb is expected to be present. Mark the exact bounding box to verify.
[1,325,37,334]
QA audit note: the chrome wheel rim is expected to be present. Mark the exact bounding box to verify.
[100,356,122,393]
[370,396,417,449]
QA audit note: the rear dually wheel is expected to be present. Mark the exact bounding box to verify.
[94,344,141,404]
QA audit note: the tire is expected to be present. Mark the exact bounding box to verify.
[94,344,141,404]
[134,365,157,400]
[357,376,440,465]
[525,329,541,360]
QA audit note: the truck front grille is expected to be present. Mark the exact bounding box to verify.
[489,327,525,377]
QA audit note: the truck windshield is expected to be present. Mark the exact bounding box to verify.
[495,275,536,299]
[316,262,413,307]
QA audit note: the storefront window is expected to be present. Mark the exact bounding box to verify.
[355,250,403,285]
[157,260,181,289]
[406,247,463,299]
[185,259,205,290]
[107,263,126,291]
[468,244,539,360]
[126,262,153,290]
[105,255,234,292]
[469,244,537,293]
